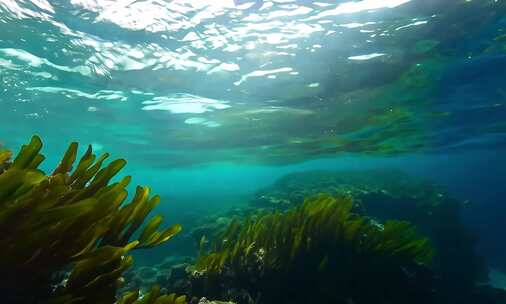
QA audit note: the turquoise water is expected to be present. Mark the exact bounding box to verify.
[1,0,506,303]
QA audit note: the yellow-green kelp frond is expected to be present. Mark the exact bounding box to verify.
[117,285,187,304]
[194,194,435,304]
[0,135,181,303]
[0,148,12,173]
[47,244,137,304]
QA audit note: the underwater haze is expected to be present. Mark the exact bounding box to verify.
[1,0,506,303]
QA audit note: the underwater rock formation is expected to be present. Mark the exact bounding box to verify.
[251,169,487,291]
[166,169,506,304]
[190,194,436,304]
[120,256,194,295]
[110,168,506,304]
[0,136,182,304]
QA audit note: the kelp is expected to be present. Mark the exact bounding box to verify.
[117,285,186,304]
[194,194,435,304]
[250,169,486,289]
[0,148,11,171]
[0,136,182,304]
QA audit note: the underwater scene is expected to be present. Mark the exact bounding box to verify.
[1,0,506,303]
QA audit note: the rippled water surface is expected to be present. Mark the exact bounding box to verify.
[2,0,505,167]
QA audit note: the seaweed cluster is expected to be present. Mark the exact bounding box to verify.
[251,169,487,289]
[118,285,186,304]
[0,136,182,304]
[192,194,435,304]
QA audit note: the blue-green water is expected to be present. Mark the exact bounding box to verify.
[1,0,506,302]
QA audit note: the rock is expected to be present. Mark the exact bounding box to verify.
[197,297,236,304]
[170,263,189,281]
[138,266,158,281]
[249,169,487,288]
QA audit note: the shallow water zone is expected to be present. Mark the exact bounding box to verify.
[1,1,506,304]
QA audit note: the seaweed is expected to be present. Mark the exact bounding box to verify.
[117,285,187,304]
[251,169,487,288]
[193,194,435,304]
[0,136,182,304]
